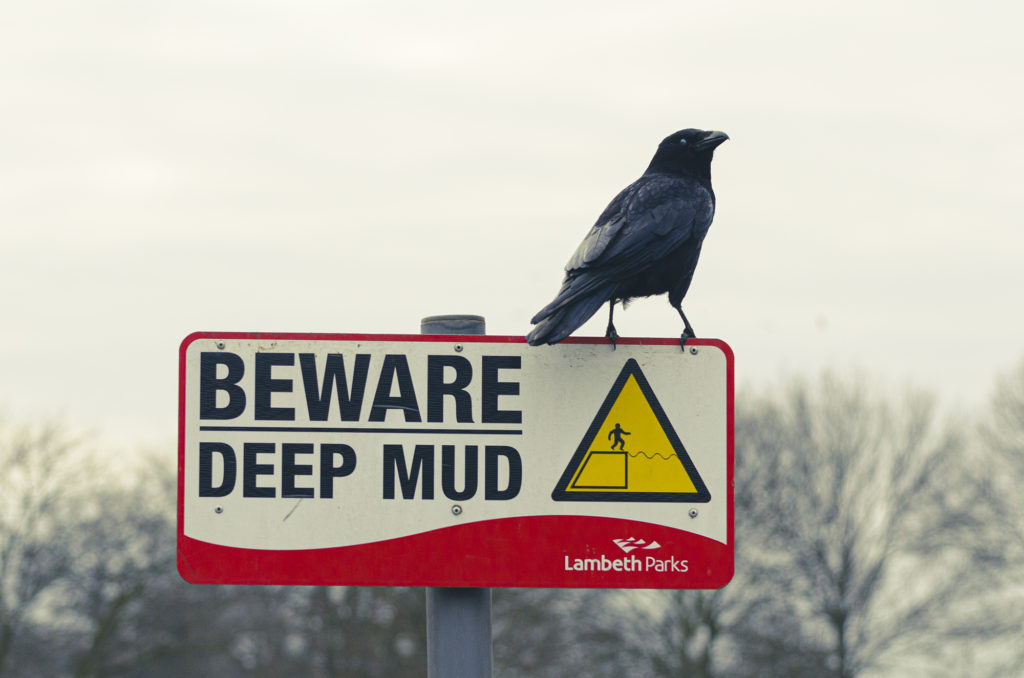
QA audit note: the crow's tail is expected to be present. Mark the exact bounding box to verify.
[526,283,614,346]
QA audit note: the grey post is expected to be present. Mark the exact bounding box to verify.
[421,314,493,678]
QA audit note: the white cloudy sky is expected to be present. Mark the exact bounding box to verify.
[2,0,1022,450]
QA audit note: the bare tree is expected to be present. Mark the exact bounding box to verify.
[294,585,427,678]
[0,420,89,676]
[493,588,601,678]
[0,430,243,677]
[598,589,731,678]
[57,458,208,678]
[982,357,1024,549]
[728,374,980,677]
[966,357,1024,676]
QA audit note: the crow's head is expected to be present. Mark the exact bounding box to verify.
[646,128,728,177]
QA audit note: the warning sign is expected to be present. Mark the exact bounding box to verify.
[178,333,733,588]
[552,359,710,502]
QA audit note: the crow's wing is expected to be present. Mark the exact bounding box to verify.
[530,175,713,326]
[565,174,714,279]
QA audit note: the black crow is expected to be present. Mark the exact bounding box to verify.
[527,128,728,348]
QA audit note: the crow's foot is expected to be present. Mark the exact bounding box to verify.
[679,327,695,350]
[606,324,619,350]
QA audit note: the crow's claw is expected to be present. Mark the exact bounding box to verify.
[679,328,695,350]
[606,325,619,350]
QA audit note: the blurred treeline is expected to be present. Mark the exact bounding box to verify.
[2,363,1023,678]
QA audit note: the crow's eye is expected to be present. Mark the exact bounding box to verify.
[678,138,688,146]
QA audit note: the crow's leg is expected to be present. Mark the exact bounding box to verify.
[605,301,619,350]
[675,305,695,349]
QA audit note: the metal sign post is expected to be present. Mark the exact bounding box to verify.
[421,314,492,678]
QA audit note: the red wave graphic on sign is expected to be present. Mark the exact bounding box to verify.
[178,514,732,589]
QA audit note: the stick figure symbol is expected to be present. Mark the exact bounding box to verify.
[608,423,630,451]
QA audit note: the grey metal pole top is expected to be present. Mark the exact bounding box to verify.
[420,315,486,336]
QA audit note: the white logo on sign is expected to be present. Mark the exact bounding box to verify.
[613,537,662,553]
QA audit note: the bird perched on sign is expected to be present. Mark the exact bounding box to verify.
[526,128,728,348]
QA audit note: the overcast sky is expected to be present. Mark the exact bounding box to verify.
[2,0,1022,451]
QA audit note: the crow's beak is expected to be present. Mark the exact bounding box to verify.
[696,131,729,151]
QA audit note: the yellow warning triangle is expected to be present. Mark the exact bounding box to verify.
[552,359,710,502]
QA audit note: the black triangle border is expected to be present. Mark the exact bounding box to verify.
[551,358,711,503]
